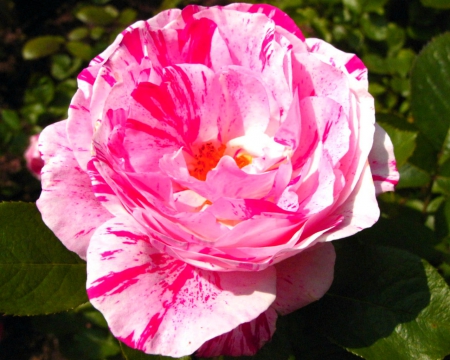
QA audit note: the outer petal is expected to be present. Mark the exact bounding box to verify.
[37,120,113,259]
[87,218,277,357]
[318,161,380,242]
[196,307,277,357]
[226,3,305,41]
[67,90,94,170]
[272,242,335,315]
[306,38,368,87]
[369,124,399,194]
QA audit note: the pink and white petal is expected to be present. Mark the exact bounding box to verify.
[87,218,277,357]
[215,215,300,248]
[122,118,183,173]
[369,124,399,194]
[306,38,368,87]
[76,66,100,99]
[146,8,182,29]
[208,197,294,222]
[272,242,335,315]
[196,307,277,357]
[217,66,271,143]
[335,86,376,204]
[292,52,351,118]
[160,150,277,202]
[296,150,336,217]
[226,3,304,41]
[180,17,217,67]
[37,120,113,259]
[275,88,301,150]
[144,27,182,72]
[299,96,350,167]
[132,64,217,145]
[209,27,234,71]
[264,162,294,204]
[199,157,277,201]
[318,161,380,242]
[67,89,94,170]
[86,159,131,217]
[194,9,275,72]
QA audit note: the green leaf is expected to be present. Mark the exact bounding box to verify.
[120,342,191,360]
[22,36,65,60]
[304,241,450,360]
[0,202,88,315]
[1,109,21,131]
[357,212,441,263]
[433,176,450,196]
[360,12,388,41]
[66,41,93,61]
[90,26,105,41]
[236,312,360,360]
[31,304,120,359]
[411,33,450,151]
[387,48,416,78]
[51,54,82,80]
[68,27,89,41]
[118,8,138,26]
[75,5,119,26]
[386,23,406,55]
[362,53,388,74]
[420,0,450,8]
[24,75,55,106]
[408,133,437,173]
[362,0,389,12]
[397,162,431,188]
[378,122,417,168]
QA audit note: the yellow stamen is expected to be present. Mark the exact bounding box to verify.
[235,153,252,169]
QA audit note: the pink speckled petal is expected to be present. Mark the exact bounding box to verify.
[293,52,350,118]
[37,120,113,259]
[132,64,217,144]
[180,17,217,67]
[319,161,380,242]
[275,89,301,149]
[87,218,277,357]
[160,151,277,202]
[146,8,182,29]
[66,90,94,170]
[196,307,277,357]
[369,124,399,194]
[272,242,335,315]
[194,8,276,72]
[226,3,304,41]
[306,38,368,86]
[217,66,271,143]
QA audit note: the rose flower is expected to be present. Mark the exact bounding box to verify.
[24,134,44,179]
[37,4,399,358]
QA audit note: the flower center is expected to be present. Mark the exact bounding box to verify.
[187,142,253,181]
[189,142,226,181]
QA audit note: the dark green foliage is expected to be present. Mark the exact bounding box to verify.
[0,202,88,315]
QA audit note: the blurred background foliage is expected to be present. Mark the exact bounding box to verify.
[1,0,450,359]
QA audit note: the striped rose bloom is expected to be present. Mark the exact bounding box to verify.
[37,4,398,357]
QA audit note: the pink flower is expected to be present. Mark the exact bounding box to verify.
[37,4,399,357]
[24,134,44,179]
